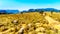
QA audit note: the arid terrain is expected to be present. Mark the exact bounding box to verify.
[0,12,60,34]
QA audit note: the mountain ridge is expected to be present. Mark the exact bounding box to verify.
[0,8,60,14]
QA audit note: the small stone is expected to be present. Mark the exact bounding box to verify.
[12,20,18,25]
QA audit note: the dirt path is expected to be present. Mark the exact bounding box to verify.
[45,16,59,24]
[45,16,60,30]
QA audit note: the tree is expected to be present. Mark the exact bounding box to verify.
[51,10,53,14]
[39,10,44,14]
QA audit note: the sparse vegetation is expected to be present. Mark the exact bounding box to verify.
[0,12,60,34]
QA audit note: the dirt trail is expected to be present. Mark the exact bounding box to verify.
[45,16,60,30]
[45,16,59,24]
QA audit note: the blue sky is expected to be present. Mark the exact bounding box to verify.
[0,0,60,11]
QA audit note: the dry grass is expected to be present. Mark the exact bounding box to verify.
[0,12,60,34]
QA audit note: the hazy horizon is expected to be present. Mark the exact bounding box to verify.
[0,0,60,11]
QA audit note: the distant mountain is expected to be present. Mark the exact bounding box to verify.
[43,8,59,12]
[0,10,7,14]
[0,8,60,14]
[6,10,19,14]
[27,8,60,12]
[0,10,19,14]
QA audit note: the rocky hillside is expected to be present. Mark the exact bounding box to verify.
[0,12,60,34]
